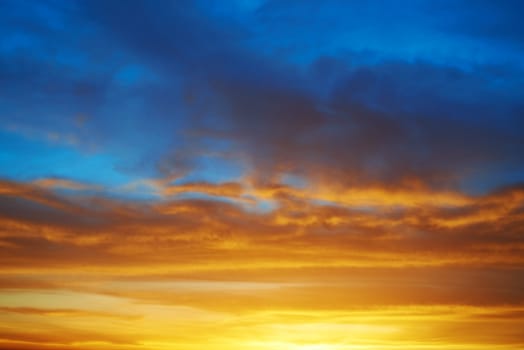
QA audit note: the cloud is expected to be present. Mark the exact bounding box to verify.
[76,0,524,192]
[1,1,524,349]
[0,307,139,320]
[1,178,523,274]
[32,177,99,191]
[1,0,523,192]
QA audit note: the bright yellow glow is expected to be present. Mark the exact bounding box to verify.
[1,179,524,349]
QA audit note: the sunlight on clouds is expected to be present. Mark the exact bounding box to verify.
[2,280,523,349]
[1,0,524,348]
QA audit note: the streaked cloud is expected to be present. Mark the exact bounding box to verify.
[1,0,524,349]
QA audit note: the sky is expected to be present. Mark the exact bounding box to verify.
[1,0,524,349]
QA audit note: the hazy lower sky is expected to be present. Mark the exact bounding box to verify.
[1,1,524,349]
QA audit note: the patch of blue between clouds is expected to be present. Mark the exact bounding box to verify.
[0,129,139,190]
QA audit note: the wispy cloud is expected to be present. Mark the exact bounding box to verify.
[1,0,524,349]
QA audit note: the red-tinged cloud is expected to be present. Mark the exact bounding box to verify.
[1,178,523,274]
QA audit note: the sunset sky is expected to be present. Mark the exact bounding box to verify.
[1,0,524,349]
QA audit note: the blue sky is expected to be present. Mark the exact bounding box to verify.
[1,0,523,196]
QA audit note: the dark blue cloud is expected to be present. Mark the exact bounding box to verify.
[0,0,523,194]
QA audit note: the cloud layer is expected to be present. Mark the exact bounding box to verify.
[1,0,524,349]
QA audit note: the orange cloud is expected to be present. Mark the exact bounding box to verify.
[1,178,524,349]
